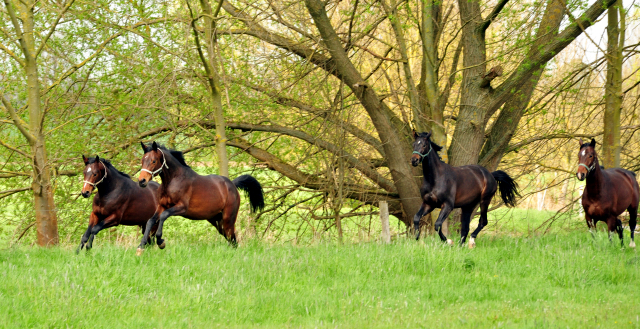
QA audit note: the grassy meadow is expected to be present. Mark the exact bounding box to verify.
[1,230,639,328]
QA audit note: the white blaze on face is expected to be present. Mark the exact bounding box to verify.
[581,150,586,156]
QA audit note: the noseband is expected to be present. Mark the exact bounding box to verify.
[83,161,107,188]
[578,162,596,174]
[413,143,432,161]
[141,149,169,179]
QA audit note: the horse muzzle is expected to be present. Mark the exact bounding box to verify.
[411,155,421,167]
[81,191,90,198]
[139,179,148,188]
[576,172,585,181]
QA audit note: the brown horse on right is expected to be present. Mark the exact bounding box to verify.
[577,138,638,248]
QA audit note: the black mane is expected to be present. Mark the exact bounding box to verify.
[86,157,130,178]
[157,145,190,168]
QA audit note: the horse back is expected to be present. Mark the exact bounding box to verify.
[179,173,238,219]
[451,165,494,207]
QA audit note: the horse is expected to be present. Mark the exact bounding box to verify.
[576,138,638,248]
[411,132,519,248]
[77,155,160,253]
[136,142,265,254]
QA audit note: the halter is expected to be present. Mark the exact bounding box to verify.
[83,161,107,188]
[578,162,596,173]
[413,143,432,160]
[141,149,168,178]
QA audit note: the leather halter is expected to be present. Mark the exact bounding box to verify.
[83,161,107,187]
[141,149,168,179]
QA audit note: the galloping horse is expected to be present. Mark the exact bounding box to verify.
[136,142,264,254]
[576,138,638,248]
[411,132,519,248]
[78,155,159,253]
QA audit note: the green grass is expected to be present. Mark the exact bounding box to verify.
[1,232,639,328]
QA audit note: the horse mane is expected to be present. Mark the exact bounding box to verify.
[86,157,130,178]
[157,145,190,168]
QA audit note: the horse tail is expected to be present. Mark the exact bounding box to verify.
[491,170,519,207]
[232,175,265,213]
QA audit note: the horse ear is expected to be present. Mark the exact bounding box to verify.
[152,141,158,151]
[82,155,89,165]
[579,138,583,146]
[590,138,596,147]
[412,130,418,139]
[95,155,100,162]
[141,141,147,151]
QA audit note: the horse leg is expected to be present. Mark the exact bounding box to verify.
[628,206,637,248]
[434,203,453,244]
[220,206,239,248]
[414,203,433,241]
[585,213,596,239]
[470,201,490,248]
[155,204,187,249]
[77,212,99,254]
[459,207,473,247]
[606,218,617,244]
[137,212,160,255]
[86,214,118,250]
[616,218,624,247]
[206,213,225,238]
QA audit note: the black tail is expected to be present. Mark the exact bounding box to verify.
[232,175,265,213]
[492,170,519,207]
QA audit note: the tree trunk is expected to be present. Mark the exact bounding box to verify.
[479,0,565,170]
[22,1,59,245]
[603,0,624,169]
[198,0,229,177]
[305,0,422,224]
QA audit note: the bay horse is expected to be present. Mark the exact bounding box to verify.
[576,138,638,248]
[411,132,519,248]
[77,155,159,253]
[136,142,265,254]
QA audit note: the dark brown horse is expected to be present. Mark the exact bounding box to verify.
[136,142,264,254]
[576,138,638,248]
[411,132,519,248]
[77,155,159,253]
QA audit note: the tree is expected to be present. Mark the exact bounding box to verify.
[602,0,625,168]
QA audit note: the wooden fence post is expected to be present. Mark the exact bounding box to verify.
[380,201,390,243]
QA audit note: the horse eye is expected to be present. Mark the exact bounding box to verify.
[152,160,156,163]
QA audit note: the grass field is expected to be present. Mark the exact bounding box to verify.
[1,231,639,328]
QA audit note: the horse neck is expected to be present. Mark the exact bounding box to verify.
[95,166,121,196]
[421,149,442,185]
[158,152,187,186]
[585,157,604,194]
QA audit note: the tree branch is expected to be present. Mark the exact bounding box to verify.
[0,187,31,200]
[481,0,510,31]
[489,0,617,112]
[223,122,397,193]
[36,0,76,57]
[3,0,31,59]
[0,92,36,144]
[0,41,25,66]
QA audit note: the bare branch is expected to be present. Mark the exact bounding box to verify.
[36,0,76,57]
[0,92,36,144]
[481,0,510,31]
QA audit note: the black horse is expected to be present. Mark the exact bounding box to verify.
[411,132,519,248]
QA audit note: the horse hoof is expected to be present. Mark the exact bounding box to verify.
[447,239,453,246]
[630,241,636,248]
[136,248,144,256]
[158,242,166,249]
[469,238,476,249]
